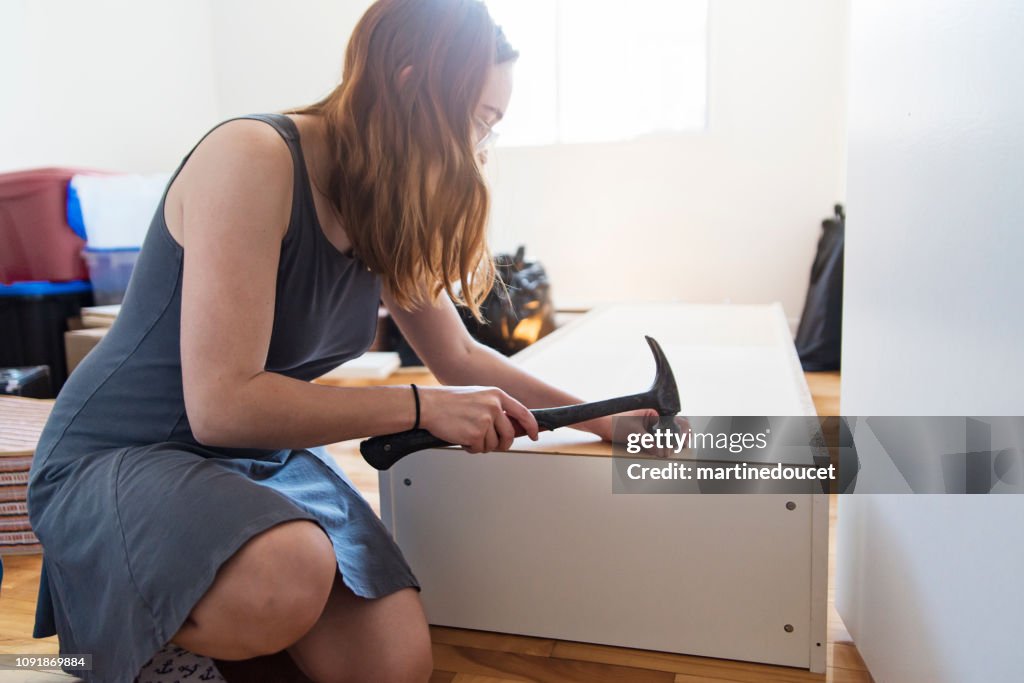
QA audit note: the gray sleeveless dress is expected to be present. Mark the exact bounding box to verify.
[27,114,420,683]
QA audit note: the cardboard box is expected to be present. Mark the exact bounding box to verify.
[65,328,109,375]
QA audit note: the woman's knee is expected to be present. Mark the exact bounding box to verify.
[177,520,336,659]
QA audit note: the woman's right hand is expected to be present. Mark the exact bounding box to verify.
[417,386,540,454]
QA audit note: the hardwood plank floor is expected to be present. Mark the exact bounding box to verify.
[803,372,840,419]
[0,371,869,681]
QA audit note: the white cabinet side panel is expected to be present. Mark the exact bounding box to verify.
[390,449,815,668]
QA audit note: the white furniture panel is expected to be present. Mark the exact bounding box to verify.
[838,1,1024,680]
[382,303,827,671]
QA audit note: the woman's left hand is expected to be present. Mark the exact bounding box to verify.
[585,411,688,454]
[579,409,688,443]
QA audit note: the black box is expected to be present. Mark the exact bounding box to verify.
[0,281,93,396]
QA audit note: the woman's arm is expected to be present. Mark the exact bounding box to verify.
[173,121,537,451]
[383,290,622,441]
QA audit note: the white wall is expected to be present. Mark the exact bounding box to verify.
[1,0,848,321]
[0,0,220,173]
[837,1,1024,681]
[210,0,849,321]
[208,0,369,118]
[488,0,848,318]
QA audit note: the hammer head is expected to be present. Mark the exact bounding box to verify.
[645,336,681,416]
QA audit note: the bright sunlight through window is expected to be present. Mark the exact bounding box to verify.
[487,0,709,146]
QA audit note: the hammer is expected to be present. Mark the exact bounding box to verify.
[360,336,681,470]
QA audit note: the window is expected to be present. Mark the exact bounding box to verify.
[487,0,708,146]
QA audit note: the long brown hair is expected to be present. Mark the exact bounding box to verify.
[292,0,518,319]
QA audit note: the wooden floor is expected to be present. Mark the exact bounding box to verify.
[0,371,869,682]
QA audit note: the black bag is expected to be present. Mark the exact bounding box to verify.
[795,205,844,371]
[459,246,557,356]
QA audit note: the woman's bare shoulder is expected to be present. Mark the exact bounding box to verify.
[167,119,295,243]
[183,118,294,190]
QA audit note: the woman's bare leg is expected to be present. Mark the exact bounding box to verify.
[172,520,336,659]
[288,577,432,683]
[170,518,429,682]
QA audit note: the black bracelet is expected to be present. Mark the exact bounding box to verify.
[410,383,420,430]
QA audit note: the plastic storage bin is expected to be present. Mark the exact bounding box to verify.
[0,281,94,396]
[81,247,140,305]
[0,168,100,284]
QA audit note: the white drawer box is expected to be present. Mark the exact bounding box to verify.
[381,303,828,673]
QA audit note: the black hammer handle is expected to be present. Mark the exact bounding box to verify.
[360,391,654,470]
[361,428,451,470]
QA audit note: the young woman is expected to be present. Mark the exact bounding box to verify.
[28,1,636,681]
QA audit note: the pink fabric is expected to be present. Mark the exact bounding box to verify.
[0,167,106,284]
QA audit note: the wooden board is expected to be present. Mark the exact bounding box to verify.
[381,303,828,672]
[317,352,402,381]
[78,305,120,328]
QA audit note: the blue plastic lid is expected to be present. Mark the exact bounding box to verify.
[82,246,141,253]
[0,280,93,297]
[66,180,88,240]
